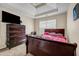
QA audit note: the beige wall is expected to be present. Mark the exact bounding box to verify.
[0,4,34,55]
[0,23,6,49]
[34,13,67,36]
[67,3,79,55]
[0,4,34,34]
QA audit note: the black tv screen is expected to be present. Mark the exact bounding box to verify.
[2,11,21,24]
[73,3,79,21]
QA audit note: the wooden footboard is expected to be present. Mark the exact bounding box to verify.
[26,35,77,56]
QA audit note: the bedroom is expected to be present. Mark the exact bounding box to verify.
[0,3,79,56]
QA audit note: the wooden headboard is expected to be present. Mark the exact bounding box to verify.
[45,29,64,36]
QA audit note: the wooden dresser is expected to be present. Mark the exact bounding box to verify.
[6,24,26,49]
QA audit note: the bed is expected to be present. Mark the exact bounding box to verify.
[26,29,77,56]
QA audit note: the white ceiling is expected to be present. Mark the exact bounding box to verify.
[33,3,70,18]
[32,3,46,8]
[0,3,70,18]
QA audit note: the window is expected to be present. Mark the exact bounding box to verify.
[39,20,56,34]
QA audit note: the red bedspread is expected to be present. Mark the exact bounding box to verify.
[42,32,67,43]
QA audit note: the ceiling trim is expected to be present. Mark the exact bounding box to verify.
[35,8,58,16]
[34,12,67,19]
[32,3,46,8]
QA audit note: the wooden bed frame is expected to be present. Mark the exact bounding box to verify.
[26,29,77,56]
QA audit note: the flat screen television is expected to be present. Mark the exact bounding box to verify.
[2,11,22,24]
[73,3,79,21]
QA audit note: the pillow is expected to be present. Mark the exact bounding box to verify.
[44,32,49,35]
[49,32,56,35]
[49,33,63,36]
[56,33,63,36]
